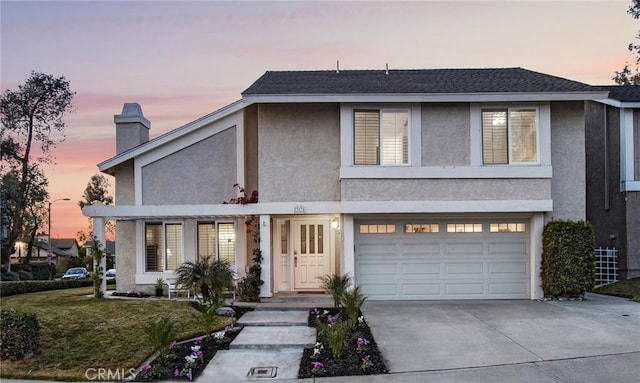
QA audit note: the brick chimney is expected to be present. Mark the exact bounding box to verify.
[114,103,150,154]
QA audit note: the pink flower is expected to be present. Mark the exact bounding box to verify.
[174,369,180,377]
[311,361,324,370]
[170,340,177,348]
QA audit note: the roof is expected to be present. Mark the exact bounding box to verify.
[242,67,597,95]
[597,85,640,102]
[51,238,77,250]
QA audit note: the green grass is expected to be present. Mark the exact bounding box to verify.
[0,287,231,381]
[593,277,640,302]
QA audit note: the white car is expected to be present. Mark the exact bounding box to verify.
[105,269,116,281]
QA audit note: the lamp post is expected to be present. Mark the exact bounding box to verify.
[48,197,70,279]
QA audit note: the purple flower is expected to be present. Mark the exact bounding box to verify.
[326,315,336,326]
[174,368,180,377]
[311,361,324,370]
[141,364,151,371]
[356,337,370,349]
[194,337,202,344]
[170,340,177,348]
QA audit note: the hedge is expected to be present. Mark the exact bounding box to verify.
[11,262,56,280]
[0,279,93,297]
[0,309,41,359]
[541,219,595,297]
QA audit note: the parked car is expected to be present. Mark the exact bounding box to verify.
[105,268,116,281]
[61,267,89,280]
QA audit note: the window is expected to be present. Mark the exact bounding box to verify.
[446,223,483,233]
[197,222,236,266]
[490,223,526,233]
[359,224,396,234]
[482,109,537,164]
[145,223,183,272]
[404,224,440,233]
[354,109,408,165]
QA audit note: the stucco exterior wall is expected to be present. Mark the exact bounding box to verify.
[141,128,237,205]
[341,178,550,201]
[244,104,259,195]
[422,103,470,166]
[625,193,640,278]
[550,101,586,220]
[115,220,136,291]
[258,103,340,202]
[115,162,135,205]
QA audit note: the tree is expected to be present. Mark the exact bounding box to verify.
[0,71,75,270]
[614,1,640,84]
[78,173,114,238]
[78,174,113,208]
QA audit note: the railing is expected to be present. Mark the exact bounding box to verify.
[594,247,619,288]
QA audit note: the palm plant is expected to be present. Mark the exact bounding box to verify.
[341,285,367,329]
[175,257,234,304]
[318,273,352,307]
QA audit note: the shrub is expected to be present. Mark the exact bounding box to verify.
[17,270,33,281]
[238,248,263,302]
[0,309,41,359]
[0,272,20,282]
[0,279,93,297]
[13,262,56,280]
[541,219,595,297]
[318,273,352,308]
[144,317,178,360]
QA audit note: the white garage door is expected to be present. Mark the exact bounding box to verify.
[355,219,530,300]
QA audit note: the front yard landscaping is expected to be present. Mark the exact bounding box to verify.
[0,287,232,381]
[593,277,640,302]
[298,307,387,378]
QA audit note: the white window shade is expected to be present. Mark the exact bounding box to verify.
[381,111,409,164]
[354,110,380,165]
[510,110,537,163]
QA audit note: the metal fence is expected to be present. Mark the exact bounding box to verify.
[594,247,619,287]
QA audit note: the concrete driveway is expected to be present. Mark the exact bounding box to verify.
[363,293,640,375]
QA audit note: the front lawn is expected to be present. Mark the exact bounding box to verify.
[0,287,231,381]
[593,277,640,302]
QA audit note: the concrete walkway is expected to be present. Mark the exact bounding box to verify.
[198,309,315,381]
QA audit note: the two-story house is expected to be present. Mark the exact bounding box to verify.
[586,85,640,279]
[83,68,607,300]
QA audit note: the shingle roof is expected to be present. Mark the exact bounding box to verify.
[51,238,77,250]
[597,85,640,102]
[242,68,597,95]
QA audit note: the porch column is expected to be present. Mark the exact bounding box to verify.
[342,215,355,283]
[530,213,544,300]
[93,217,107,295]
[259,214,272,298]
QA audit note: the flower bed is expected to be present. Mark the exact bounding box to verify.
[298,308,388,378]
[135,327,240,381]
[134,305,251,381]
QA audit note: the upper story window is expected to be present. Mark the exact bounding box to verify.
[482,108,538,165]
[354,109,409,165]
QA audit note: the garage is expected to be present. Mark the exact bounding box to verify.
[355,219,530,300]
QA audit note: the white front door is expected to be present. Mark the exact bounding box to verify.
[293,220,331,289]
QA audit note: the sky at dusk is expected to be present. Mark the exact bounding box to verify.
[1,0,637,240]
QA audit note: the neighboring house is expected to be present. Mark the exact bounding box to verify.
[51,238,80,257]
[586,85,640,279]
[10,239,72,265]
[83,67,608,300]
